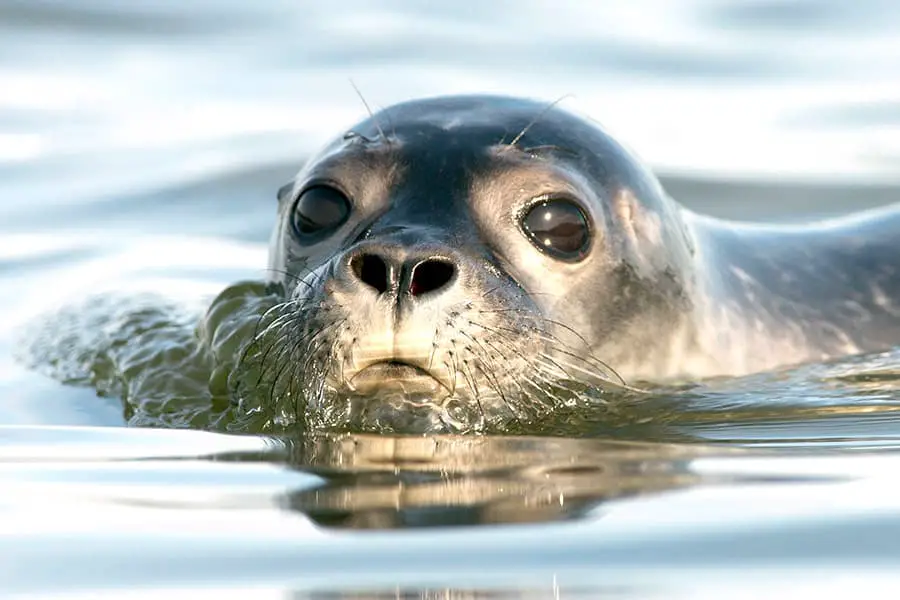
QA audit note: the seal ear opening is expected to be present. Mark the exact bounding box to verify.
[276,182,295,203]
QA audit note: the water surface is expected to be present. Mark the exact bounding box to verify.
[2,1,900,597]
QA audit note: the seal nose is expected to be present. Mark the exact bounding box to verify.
[407,258,456,296]
[348,252,456,297]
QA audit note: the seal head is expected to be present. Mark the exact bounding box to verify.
[253,95,695,432]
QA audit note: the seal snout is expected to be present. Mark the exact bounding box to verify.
[344,245,459,299]
[329,241,468,397]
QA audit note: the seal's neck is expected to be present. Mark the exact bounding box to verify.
[679,206,900,379]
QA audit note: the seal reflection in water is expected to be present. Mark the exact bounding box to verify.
[282,434,704,529]
[231,95,900,433]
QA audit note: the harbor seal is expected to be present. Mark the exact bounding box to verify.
[243,94,900,432]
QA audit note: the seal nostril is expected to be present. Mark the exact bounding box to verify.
[409,259,456,296]
[351,253,390,294]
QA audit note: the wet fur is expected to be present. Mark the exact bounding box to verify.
[235,262,628,433]
[247,94,900,431]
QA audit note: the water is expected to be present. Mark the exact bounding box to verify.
[2,0,900,596]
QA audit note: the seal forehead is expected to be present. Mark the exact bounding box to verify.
[348,95,593,150]
[376,95,549,129]
[316,95,648,242]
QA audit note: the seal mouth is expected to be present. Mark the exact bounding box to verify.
[348,360,451,396]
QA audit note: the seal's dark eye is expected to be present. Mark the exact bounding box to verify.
[291,185,350,237]
[521,198,590,260]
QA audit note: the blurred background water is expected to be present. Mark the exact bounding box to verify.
[2,0,900,598]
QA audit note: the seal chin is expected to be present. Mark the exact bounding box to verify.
[329,359,463,434]
[347,360,452,397]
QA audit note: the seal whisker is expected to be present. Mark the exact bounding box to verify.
[458,357,486,426]
[293,320,343,378]
[529,363,579,400]
[427,320,444,373]
[467,320,537,369]
[479,286,504,300]
[248,302,316,370]
[459,330,512,410]
[520,144,578,158]
[469,342,524,425]
[238,303,289,370]
[292,318,345,410]
[296,332,331,398]
[506,94,573,149]
[534,334,627,386]
[349,79,388,146]
[252,322,295,382]
[480,287,565,303]
[266,344,301,410]
[470,303,631,391]
[263,268,320,293]
[474,304,594,351]
[518,374,564,416]
[234,306,301,397]
[441,355,458,397]
[473,329,566,418]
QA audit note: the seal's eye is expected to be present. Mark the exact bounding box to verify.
[521,198,590,260]
[291,185,351,237]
